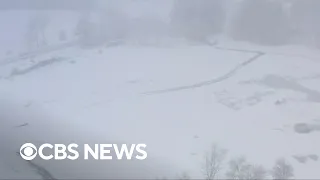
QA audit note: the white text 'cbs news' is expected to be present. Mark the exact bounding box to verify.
[20,143,147,161]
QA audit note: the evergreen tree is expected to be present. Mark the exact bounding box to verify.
[25,13,50,50]
[231,0,292,46]
[170,0,226,42]
[290,0,320,48]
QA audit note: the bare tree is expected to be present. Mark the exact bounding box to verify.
[225,156,249,179]
[271,158,294,179]
[225,157,267,180]
[25,13,50,50]
[202,144,228,180]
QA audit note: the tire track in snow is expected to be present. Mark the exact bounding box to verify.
[142,49,265,95]
[26,161,57,180]
[16,152,57,180]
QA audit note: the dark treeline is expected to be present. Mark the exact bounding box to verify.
[18,0,320,49]
[171,0,320,47]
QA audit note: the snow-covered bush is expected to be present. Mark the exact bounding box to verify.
[271,158,294,179]
[224,156,268,179]
[199,144,296,179]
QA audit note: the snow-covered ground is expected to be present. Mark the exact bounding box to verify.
[1,41,320,179]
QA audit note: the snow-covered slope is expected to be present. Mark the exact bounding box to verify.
[1,42,320,179]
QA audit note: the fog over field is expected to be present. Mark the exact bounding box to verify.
[1,0,320,179]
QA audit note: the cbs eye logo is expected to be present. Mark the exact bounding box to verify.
[20,143,37,160]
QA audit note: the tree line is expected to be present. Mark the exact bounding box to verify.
[24,0,320,51]
[171,0,320,47]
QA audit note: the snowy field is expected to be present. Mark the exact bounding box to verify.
[1,42,320,179]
